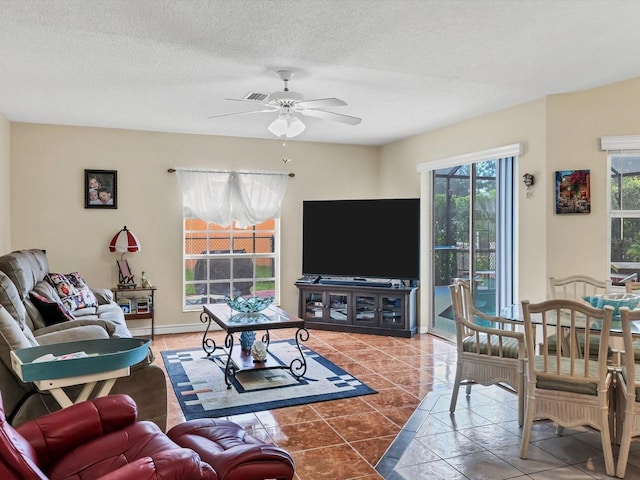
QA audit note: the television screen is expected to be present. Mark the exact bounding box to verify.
[302,198,420,280]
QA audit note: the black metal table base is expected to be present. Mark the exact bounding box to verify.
[200,310,309,389]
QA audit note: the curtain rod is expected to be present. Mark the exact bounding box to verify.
[168,168,294,177]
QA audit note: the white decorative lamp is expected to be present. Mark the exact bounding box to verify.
[109,226,141,288]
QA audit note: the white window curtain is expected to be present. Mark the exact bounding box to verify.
[175,169,289,228]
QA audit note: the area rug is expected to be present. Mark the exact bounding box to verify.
[161,339,377,419]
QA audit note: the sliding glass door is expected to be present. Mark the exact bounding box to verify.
[432,159,512,339]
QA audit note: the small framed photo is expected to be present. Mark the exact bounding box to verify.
[85,169,117,209]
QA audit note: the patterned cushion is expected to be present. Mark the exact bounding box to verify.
[546,332,611,358]
[45,272,98,312]
[462,334,521,358]
[534,356,599,395]
[632,341,640,362]
[28,291,74,325]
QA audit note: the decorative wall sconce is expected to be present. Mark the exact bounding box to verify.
[523,173,535,197]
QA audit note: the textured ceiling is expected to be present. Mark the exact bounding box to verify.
[1,0,640,146]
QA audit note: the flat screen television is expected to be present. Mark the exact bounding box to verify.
[302,198,420,280]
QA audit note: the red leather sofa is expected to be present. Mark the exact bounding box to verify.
[0,392,295,480]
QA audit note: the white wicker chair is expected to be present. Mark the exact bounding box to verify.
[620,285,640,363]
[614,307,640,477]
[519,298,615,477]
[548,275,610,300]
[449,279,526,426]
[548,276,611,360]
[625,281,640,294]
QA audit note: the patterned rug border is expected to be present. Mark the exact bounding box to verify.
[161,339,377,419]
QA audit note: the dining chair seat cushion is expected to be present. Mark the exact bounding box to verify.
[462,334,521,358]
[632,341,640,362]
[534,356,599,395]
[545,332,611,358]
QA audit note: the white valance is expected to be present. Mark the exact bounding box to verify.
[600,135,640,153]
[175,169,289,228]
[416,143,523,172]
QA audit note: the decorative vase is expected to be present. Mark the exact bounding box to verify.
[239,331,256,351]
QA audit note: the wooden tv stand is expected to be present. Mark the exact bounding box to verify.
[295,282,417,338]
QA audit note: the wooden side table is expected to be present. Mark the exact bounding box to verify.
[112,287,157,339]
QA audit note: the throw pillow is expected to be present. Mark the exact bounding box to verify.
[46,272,98,312]
[29,291,75,325]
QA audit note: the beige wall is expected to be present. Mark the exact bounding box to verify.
[379,76,640,329]
[545,77,640,281]
[379,99,548,329]
[0,114,9,253]
[6,76,640,335]
[9,124,379,334]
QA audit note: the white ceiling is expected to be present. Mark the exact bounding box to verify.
[1,0,640,146]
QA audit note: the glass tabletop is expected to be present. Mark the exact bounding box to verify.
[500,303,640,335]
[203,303,305,333]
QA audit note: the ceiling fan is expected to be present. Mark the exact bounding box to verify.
[208,70,362,138]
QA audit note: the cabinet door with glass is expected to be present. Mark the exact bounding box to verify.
[300,289,351,324]
[301,290,325,321]
[355,292,406,329]
[354,293,378,327]
[378,293,406,329]
[326,291,351,324]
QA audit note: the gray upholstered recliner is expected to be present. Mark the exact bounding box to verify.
[0,249,168,431]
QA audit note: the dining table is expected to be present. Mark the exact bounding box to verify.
[499,299,640,370]
[500,302,640,336]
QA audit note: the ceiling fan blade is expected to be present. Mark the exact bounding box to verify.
[207,108,277,119]
[296,97,347,109]
[300,109,362,125]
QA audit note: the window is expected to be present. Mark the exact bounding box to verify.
[609,154,640,284]
[183,213,278,310]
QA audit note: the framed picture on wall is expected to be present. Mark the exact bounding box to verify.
[85,169,117,209]
[555,169,590,214]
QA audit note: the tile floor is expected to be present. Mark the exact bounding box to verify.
[151,329,640,480]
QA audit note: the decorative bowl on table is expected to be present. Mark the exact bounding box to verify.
[224,295,274,313]
[229,312,270,325]
[582,293,640,316]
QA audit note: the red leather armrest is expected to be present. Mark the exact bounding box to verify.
[168,420,294,480]
[97,448,218,480]
[16,394,137,468]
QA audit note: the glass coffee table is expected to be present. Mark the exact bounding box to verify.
[201,303,309,388]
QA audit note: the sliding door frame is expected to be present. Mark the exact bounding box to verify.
[417,143,523,336]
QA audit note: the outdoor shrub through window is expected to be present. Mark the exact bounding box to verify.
[183,215,277,310]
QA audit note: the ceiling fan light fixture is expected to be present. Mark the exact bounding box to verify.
[268,113,306,138]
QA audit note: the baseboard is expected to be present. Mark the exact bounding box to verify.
[128,322,221,337]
